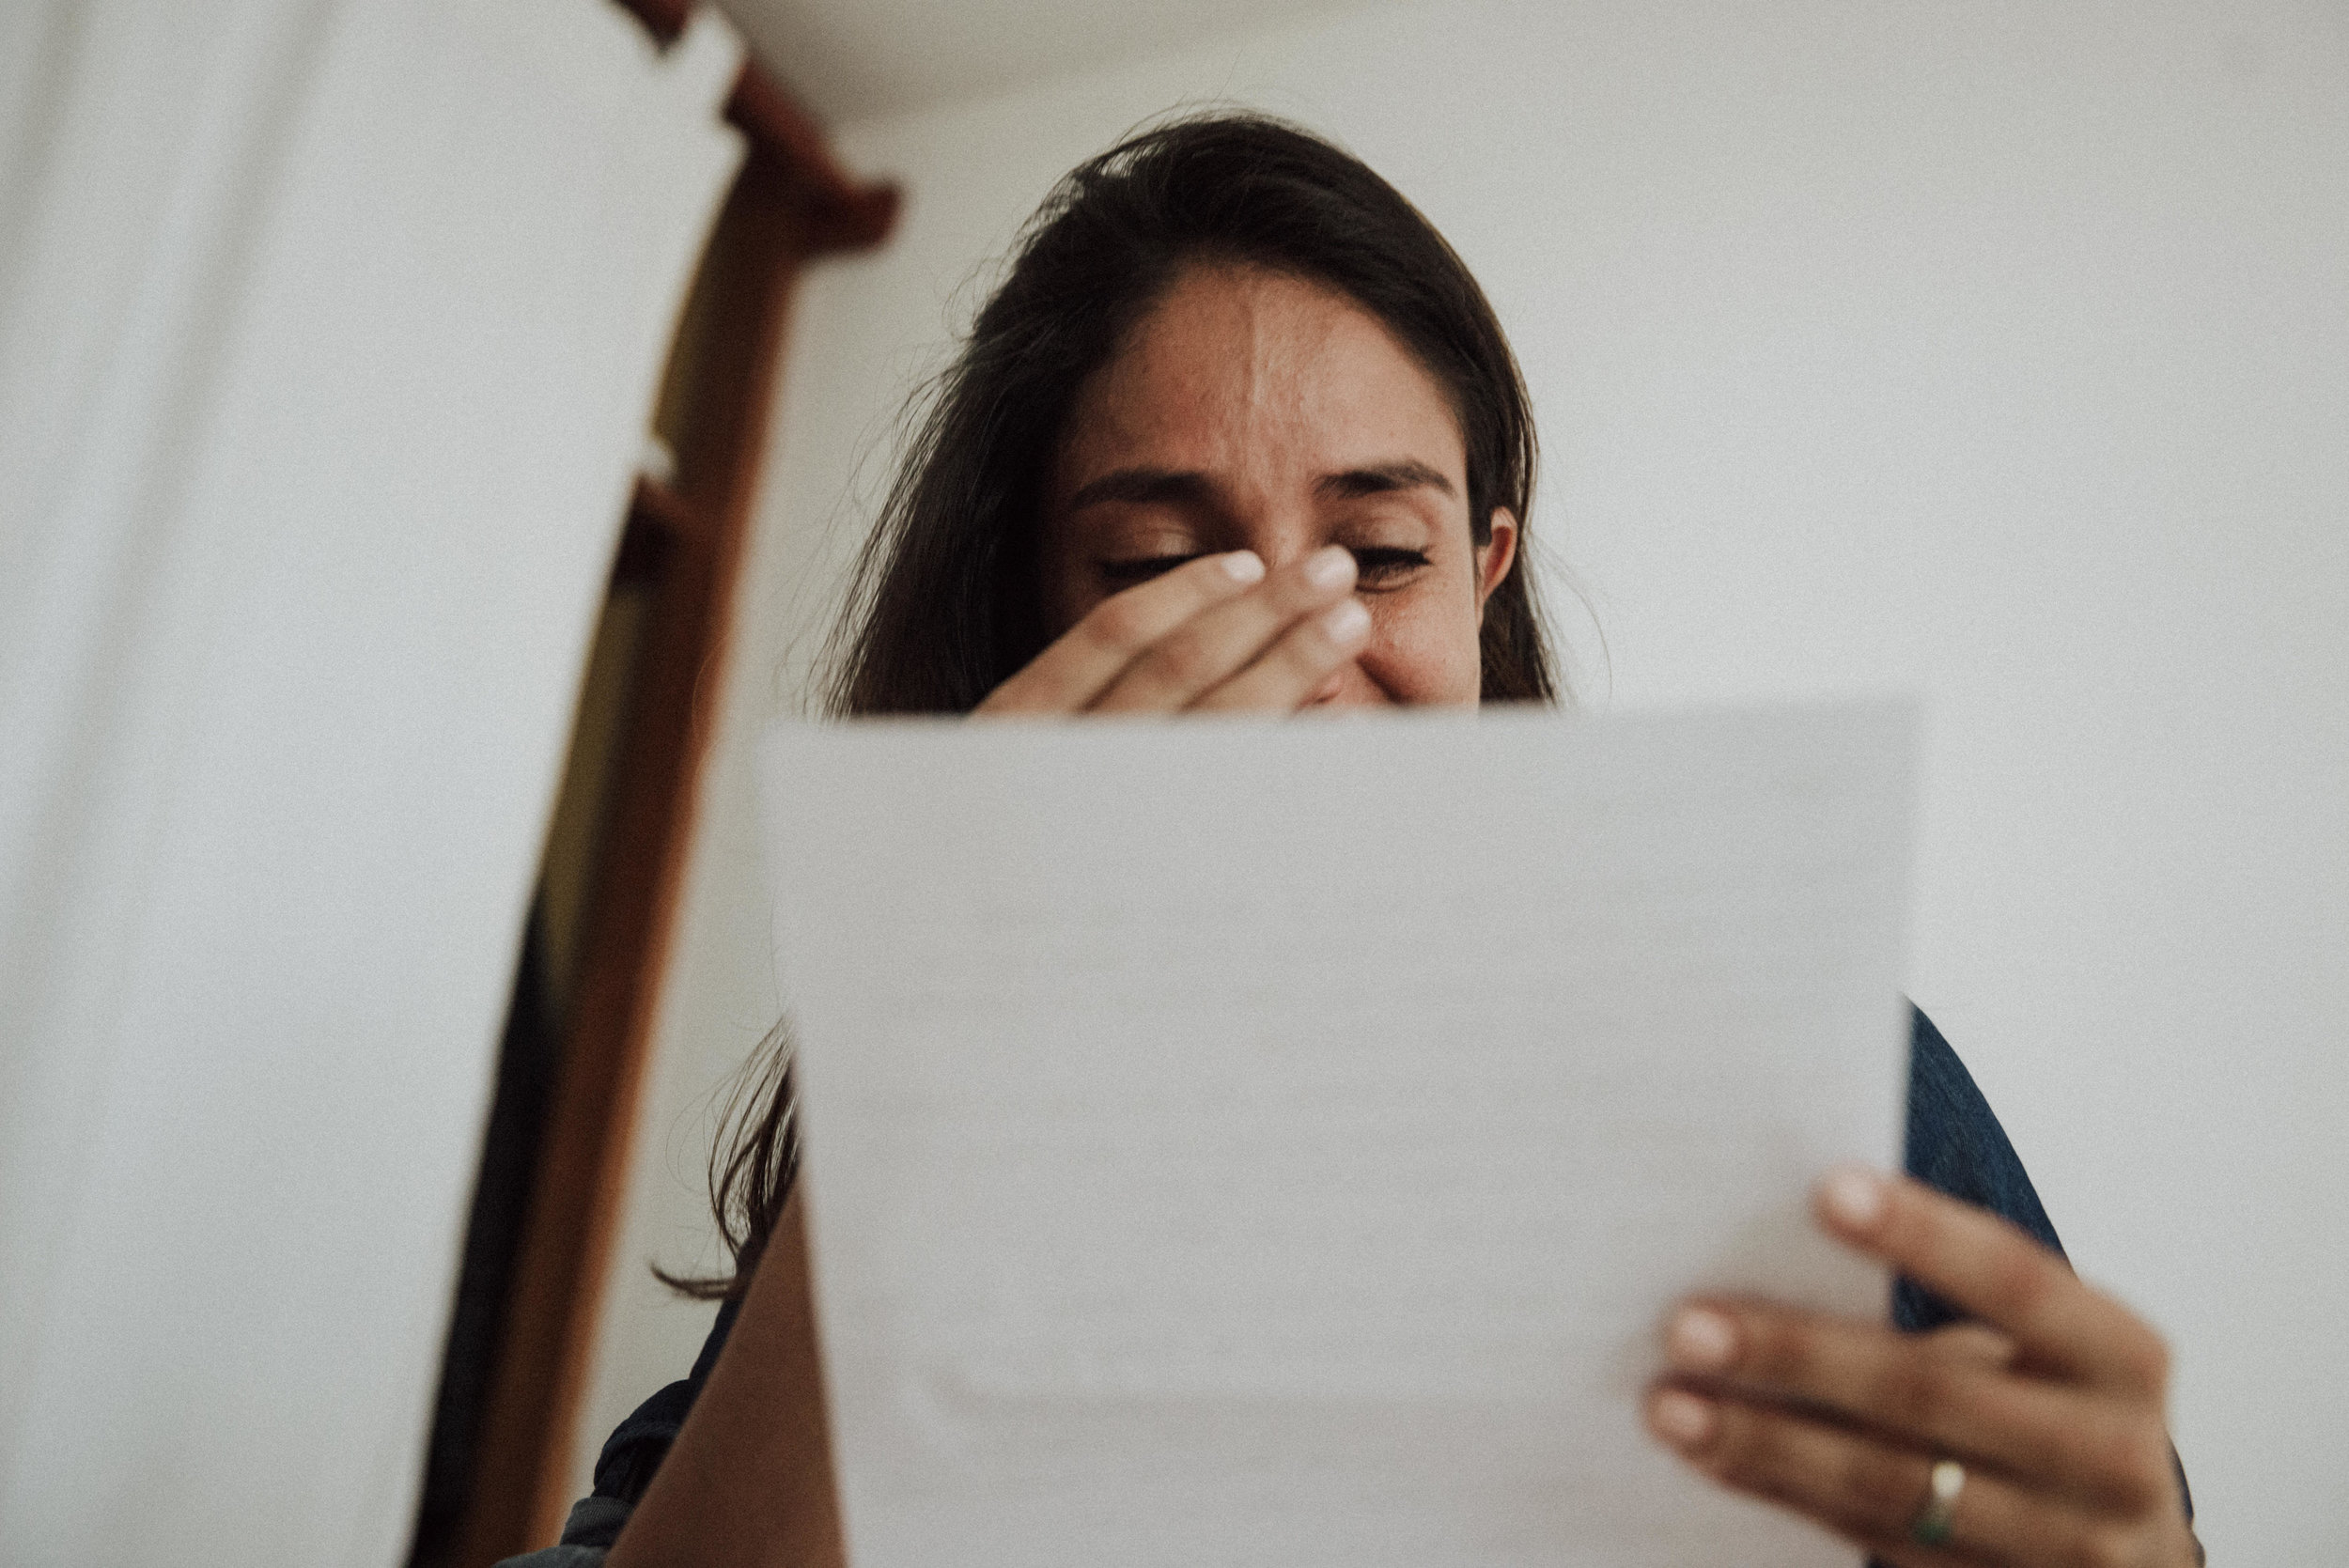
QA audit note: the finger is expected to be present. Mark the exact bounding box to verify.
[1663,1301,2175,1512]
[976,551,1267,715]
[1647,1387,2142,1568]
[1816,1166,2171,1399]
[1091,544,1357,712]
[1930,1322,2019,1374]
[1191,597,1371,712]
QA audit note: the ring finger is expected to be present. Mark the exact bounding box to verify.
[1649,1388,2085,1567]
[1666,1301,2149,1508]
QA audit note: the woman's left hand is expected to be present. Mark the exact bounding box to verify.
[1646,1167,2201,1567]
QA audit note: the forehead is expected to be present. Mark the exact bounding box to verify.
[1054,264,1465,487]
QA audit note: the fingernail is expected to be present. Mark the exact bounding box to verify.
[1649,1389,1716,1447]
[1319,598,1370,644]
[1221,550,1266,583]
[1821,1165,1887,1230]
[1667,1308,1736,1372]
[1304,544,1356,590]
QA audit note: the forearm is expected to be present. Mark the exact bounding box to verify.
[606,1192,845,1568]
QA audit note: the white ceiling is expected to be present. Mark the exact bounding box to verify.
[716,0,1361,127]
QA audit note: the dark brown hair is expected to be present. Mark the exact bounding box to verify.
[665,111,1558,1300]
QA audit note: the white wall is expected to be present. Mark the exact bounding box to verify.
[581,2,2349,1560]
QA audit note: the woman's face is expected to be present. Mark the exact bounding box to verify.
[1041,264,1517,707]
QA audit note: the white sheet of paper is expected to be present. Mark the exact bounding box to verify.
[757,700,1917,1568]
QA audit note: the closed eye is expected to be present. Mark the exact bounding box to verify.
[1349,546,1431,585]
[1097,553,1200,586]
[1098,549,1428,588]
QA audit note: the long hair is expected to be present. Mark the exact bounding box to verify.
[667,112,1559,1300]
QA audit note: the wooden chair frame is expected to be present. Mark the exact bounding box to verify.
[425,10,897,1561]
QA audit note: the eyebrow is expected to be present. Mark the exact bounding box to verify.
[1315,459,1455,501]
[1064,467,1217,514]
[1064,459,1456,514]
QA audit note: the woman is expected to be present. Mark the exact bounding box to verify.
[518,115,2200,1568]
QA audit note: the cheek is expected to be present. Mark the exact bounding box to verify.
[1359,585,1484,706]
[1040,542,1106,638]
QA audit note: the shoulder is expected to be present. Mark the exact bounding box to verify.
[1897,1003,2063,1330]
[489,1384,694,1567]
[493,1497,632,1567]
[498,1297,742,1565]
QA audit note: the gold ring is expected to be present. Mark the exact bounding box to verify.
[1909,1457,1965,1546]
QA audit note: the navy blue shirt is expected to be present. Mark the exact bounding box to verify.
[524,1006,2182,1559]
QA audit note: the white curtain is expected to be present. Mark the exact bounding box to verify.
[0,1,742,1560]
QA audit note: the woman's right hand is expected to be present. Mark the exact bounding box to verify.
[975,546,1368,716]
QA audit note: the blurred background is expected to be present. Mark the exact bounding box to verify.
[3,1,2342,1564]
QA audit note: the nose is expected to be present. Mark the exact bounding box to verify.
[1235,509,1328,575]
